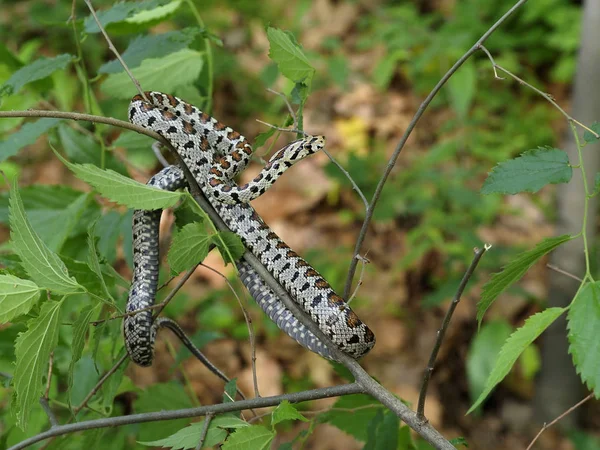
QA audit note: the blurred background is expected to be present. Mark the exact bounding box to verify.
[0,0,599,449]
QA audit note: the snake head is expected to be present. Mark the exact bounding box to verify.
[289,135,325,160]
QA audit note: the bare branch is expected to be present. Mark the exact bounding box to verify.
[546,264,583,283]
[39,398,58,428]
[525,393,594,450]
[322,148,369,212]
[194,413,213,450]
[8,383,364,450]
[417,245,489,419]
[343,0,530,300]
[478,45,599,139]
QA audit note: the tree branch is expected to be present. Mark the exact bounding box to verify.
[342,0,530,300]
[417,245,490,419]
[7,383,364,450]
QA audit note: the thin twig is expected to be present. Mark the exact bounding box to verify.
[44,352,54,399]
[546,264,583,283]
[199,262,261,399]
[255,119,308,138]
[39,398,59,428]
[73,354,128,415]
[525,393,595,450]
[83,0,146,100]
[8,383,365,450]
[417,245,490,419]
[346,254,370,305]
[478,45,599,139]
[194,413,214,450]
[322,148,369,212]
[343,0,531,300]
[152,142,171,169]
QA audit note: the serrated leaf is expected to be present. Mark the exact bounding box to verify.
[139,418,228,449]
[68,304,100,405]
[466,321,512,406]
[267,27,315,84]
[0,274,41,323]
[468,307,566,413]
[54,150,183,209]
[319,394,382,442]
[477,234,571,324]
[222,425,274,450]
[568,282,600,397]
[0,119,61,162]
[214,231,245,264]
[272,401,308,426]
[481,147,572,194]
[168,223,211,274]
[13,299,64,429]
[9,179,82,294]
[101,49,203,99]
[99,28,200,74]
[583,122,600,143]
[135,382,194,441]
[1,54,72,96]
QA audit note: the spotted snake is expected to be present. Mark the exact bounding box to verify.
[124,92,375,368]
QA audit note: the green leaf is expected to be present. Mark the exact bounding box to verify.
[267,27,315,84]
[481,147,572,194]
[42,192,93,253]
[0,119,61,163]
[1,54,72,96]
[583,122,600,143]
[58,125,126,174]
[9,179,82,294]
[139,417,235,449]
[0,274,41,323]
[13,299,64,429]
[84,0,169,32]
[364,410,399,450]
[68,304,101,404]
[593,173,600,196]
[222,425,274,450]
[126,0,182,24]
[223,378,238,403]
[271,401,308,426]
[134,382,194,441]
[54,150,183,210]
[447,60,476,119]
[168,223,211,274]
[468,307,566,413]
[99,28,200,74]
[87,224,113,301]
[466,321,512,406]
[568,282,600,397]
[319,394,381,442]
[477,234,572,324]
[214,231,245,264]
[101,49,203,99]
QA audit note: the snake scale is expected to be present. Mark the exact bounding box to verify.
[124,91,375,367]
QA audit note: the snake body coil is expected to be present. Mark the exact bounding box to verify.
[124,92,375,366]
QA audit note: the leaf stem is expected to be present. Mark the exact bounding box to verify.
[185,0,213,113]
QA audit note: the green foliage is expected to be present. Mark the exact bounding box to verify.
[481,147,572,194]
[318,394,383,442]
[9,179,82,294]
[0,275,40,323]
[13,299,64,429]
[222,425,274,450]
[568,282,600,397]
[363,410,400,450]
[583,122,600,143]
[55,150,183,210]
[267,27,315,84]
[0,118,61,162]
[101,49,204,99]
[0,54,72,96]
[477,234,572,325]
[168,222,211,274]
[468,307,566,413]
[271,401,309,426]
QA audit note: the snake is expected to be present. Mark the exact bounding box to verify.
[124,91,375,369]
